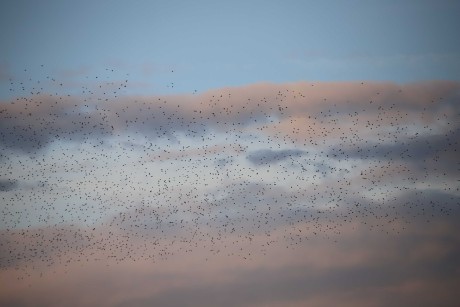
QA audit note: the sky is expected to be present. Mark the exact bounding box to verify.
[1,1,460,307]
[1,0,460,97]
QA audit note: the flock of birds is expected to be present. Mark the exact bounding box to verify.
[0,67,458,276]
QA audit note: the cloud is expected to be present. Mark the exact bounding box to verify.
[144,144,245,163]
[1,80,459,153]
[215,157,234,169]
[329,127,460,161]
[327,127,460,183]
[246,149,306,166]
[1,79,459,306]
[0,179,17,191]
[1,208,459,307]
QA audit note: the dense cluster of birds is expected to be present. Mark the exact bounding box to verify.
[0,66,458,276]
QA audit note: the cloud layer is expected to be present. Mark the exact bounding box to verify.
[1,80,459,306]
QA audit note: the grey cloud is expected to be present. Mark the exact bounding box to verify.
[2,81,459,153]
[328,127,460,182]
[330,128,459,161]
[246,149,306,166]
[214,157,233,169]
[0,96,112,153]
[0,226,95,269]
[0,179,17,191]
[339,189,460,226]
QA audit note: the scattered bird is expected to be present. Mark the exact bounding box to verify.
[0,67,458,274]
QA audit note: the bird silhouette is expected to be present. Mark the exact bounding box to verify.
[1,68,458,275]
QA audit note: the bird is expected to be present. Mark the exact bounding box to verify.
[0,66,458,277]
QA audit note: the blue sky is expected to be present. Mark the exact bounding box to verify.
[2,0,460,98]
